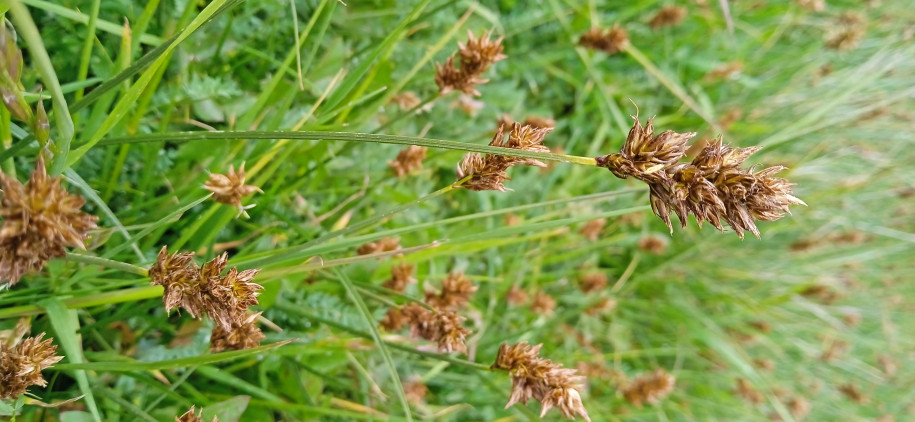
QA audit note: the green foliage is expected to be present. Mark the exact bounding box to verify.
[1,0,913,421]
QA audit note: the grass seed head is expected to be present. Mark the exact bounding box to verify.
[210,312,265,352]
[389,145,428,178]
[382,262,416,292]
[530,291,557,315]
[596,117,695,184]
[650,6,687,29]
[458,122,553,191]
[382,303,471,354]
[622,369,676,407]
[357,237,401,255]
[579,272,608,293]
[435,30,506,96]
[426,271,477,309]
[0,156,98,287]
[203,163,262,218]
[579,25,630,55]
[0,333,63,400]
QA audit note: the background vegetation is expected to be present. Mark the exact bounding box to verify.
[1,0,913,420]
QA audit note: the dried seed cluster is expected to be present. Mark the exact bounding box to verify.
[382,262,416,292]
[435,31,506,96]
[149,246,264,351]
[596,117,804,238]
[621,368,676,407]
[380,303,471,354]
[204,163,263,218]
[458,122,553,191]
[492,342,591,421]
[649,6,687,29]
[0,333,63,400]
[389,145,428,178]
[425,271,477,310]
[0,157,98,287]
[357,237,401,255]
[579,25,630,55]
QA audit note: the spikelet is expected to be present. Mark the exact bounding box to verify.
[382,262,416,292]
[435,31,507,96]
[621,369,676,406]
[492,342,591,421]
[357,237,401,255]
[389,146,428,178]
[579,218,606,241]
[579,25,630,55]
[530,291,557,315]
[458,122,553,191]
[0,157,98,287]
[210,312,265,352]
[579,273,607,293]
[425,271,477,309]
[381,303,471,354]
[0,333,64,400]
[203,163,262,218]
[649,6,687,29]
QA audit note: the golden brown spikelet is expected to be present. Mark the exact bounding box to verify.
[492,342,591,421]
[578,218,606,241]
[506,284,528,305]
[403,376,428,404]
[530,291,556,315]
[382,262,416,293]
[0,333,64,400]
[210,312,265,352]
[579,273,607,293]
[598,118,804,238]
[649,6,687,29]
[149,247,263,332]
[203,163,263,218]
[389,146,428,178]
[426,271,477,309]
[357,237,401,256]
[381,303,471,354]
[176,406,218,422]
[457,122,553,191]
[637,235,668,254]
[435,30,506,96]
[0,157,98,287]
[621,369,676,407]
[579,25,630,55]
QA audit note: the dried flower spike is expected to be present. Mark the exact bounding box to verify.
[492,342,591,421]
[389,146,427,178]
[579,25,630,55]
[596,116,695,184]
[176,406,218,422]
[210,312,265,352]
[435,30,506,96]
[579,218,606,241]
[530,291,557,315]
[426,271,477,309]
[579,273,607,293]
[458,122,553,191]
[381,303,470,354]
[0,156,98,287]
[203,163,262,218]
[0,333,64,400]
[357,237,401,256]
[382,262,416,292]
[649,6,687,29]
[622,369,676,407]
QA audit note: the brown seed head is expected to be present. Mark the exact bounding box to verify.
[579,218,606,241]
[357,237,401,256]
[149,246,205,318]
[530,291,557,315]
[637,235,668,254]
[435,30,506,96]
[649,6,687,29]
[735,378,764,404]
[0,333,64,400]
[389,91,422,110]
[382,262,416,293]
[786,396,811,421]
[837,383,868,404]
[579,25,630,55]
[426,271,477,310]
[403,376,428,404]
[0,157,98,287]
[203,163,262,218]
[622,369,676,407]
[389,146,428,178]
[579,273,607,293]
[492,342,591,421]
[210,312,265,352]
[176,406,218,422]
[458,122,553,191]
[381,303,470,354]
[597,117,695,184]
[506,284,528,305]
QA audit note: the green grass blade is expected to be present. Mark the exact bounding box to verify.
[50,341,292,372]
[20,0,162,45]
[101,194,212,259]
[63,169,145,260]
[42,298,102,422]
[335,269,413,422]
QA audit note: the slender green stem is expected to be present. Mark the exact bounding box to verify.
[0,286,161,319]
[96,131,600,166]
[274,301,491,371]
[66,252,149,276]
[335,269,413,422]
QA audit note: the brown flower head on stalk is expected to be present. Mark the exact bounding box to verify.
[435,30,506,96]
[426,271,477,309]
[579,25,630,55]
[0,157,98,288]
[389,146,427,178]
[0,333,64,400]
[492,342,591,421]
[598,118,804,238]
[149,247,263,332]
[382,262,416,292]
[357,237,401,255]
[381,303,470,354]
[203,163,263,218]
[176,406,218,422]
[649,6,687,29]
[458,122,553,191]
[530,291,556,315]
[621,369,676,407]
[210,312,265,352]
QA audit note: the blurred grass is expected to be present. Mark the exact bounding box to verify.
[1,0,914,421]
